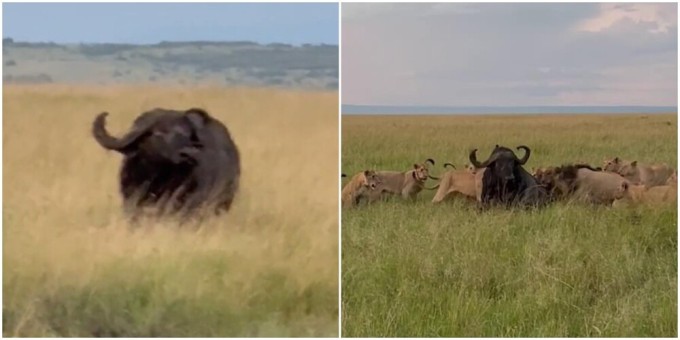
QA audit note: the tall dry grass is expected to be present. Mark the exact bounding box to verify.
[3,85,339,337]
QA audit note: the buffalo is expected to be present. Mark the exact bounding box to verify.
[469,145,548,208]
[92,107,240,222]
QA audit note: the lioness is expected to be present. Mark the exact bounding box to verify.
[603,157,625,173]
[341,170,381,208]
[430,170,477,203]
[573,168,630,205]
[464,163,477,174]
[368,159,437,201]
[429,163,485,203]
[613,183,677,208]
[443,162,476,174]
[604,157,674,188]
[667,170,677,186]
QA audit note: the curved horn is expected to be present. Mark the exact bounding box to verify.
[425,158,435,166]
[469,149,489,168]
[516,145,531,165]
[444,163,456,169]
[92,112,153,153]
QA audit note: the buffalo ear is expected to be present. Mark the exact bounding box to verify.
[185,110,207,129]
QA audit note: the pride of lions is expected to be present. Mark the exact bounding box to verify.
[341,148,677,210]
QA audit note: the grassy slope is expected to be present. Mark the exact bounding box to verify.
[341,114,677,337]
[3,85,339,337]
[3,43,338,89]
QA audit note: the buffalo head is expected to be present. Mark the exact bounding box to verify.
[469,144,547,208]
[92,109,203,165]
[469,145,530,181]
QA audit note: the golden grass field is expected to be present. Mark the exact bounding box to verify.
[342,113,677,337]
[3,85,338,337]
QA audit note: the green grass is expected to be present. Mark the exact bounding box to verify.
[341,114,677,337]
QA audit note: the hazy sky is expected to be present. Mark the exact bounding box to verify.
[3,3,338,45]
[343,3,677,106]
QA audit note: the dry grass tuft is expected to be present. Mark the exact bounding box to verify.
[3,85,339,337]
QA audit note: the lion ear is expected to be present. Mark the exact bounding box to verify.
[363,170,371,176]
[413,164,419,169]
[631,161,637,167]
[614,157,620,163]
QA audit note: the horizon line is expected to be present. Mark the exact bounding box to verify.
[342,104,677,115]
[2,38,339,47]
[342,104,677,108]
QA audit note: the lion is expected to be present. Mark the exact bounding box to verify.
[667,170,677,186]
[613,183,677,208]
[341,170,381,208]
[429,170,476,203]
[465,163,477,174]
[448,162,477,174]
[603,157,624,173]
[367,159,438,202]
[429,163,485,203]
[533,164,629,205]
[573,168,630,205]
[533,164,602,201]
[603,157,674,188]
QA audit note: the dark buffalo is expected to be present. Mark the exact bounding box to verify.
[469,145,548,208]
[92,107,240,221]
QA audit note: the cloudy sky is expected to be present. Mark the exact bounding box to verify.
[3,3,338,45]
[342,3,677,106]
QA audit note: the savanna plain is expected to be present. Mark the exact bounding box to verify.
[341,114,677,337]
[3,85,338,337]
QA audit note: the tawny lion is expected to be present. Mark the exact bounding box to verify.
[613,183,677,208]
[428,163,486,203]
[341,170,381,208]
[603,157,674,188]
[367,159,438,202]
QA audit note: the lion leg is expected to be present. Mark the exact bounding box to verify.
[342,198,353,208]
[401,189,415,201]
[432,187,450,203]
[366,190,383,203]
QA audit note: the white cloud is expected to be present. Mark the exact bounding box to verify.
[342,3,480,21]
[342,3,678,106]
[576,3,677,34]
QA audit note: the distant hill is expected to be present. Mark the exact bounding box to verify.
[342,105,677,115]
[2,38,338,90]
